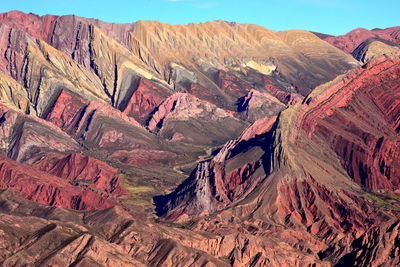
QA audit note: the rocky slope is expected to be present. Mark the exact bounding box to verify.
[351,38,400,64]
[147,93,246,145]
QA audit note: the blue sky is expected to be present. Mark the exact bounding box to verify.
[0,0,399,35]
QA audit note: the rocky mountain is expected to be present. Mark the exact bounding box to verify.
[321,26,400,55]
[155,56,400,266]
[0,10,399,266]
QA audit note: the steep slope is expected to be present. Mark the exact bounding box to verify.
[0,10,359,199]
[237,89,287,122]
[0,156,115,210]
[147,93,246,145]
[125,21,358,96]
[0,72,32,114]
[0,11,359,172]
[155,57,400,265]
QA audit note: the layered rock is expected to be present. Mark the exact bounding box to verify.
[127,21,358,94]
[352,39,400,63]
[0,156,114,210]
[27,152,127,194]
[0,10,358,106]
[237,89,286,122]
[147,93,246,145]
[301,56,400,192]
[120,77,171,124]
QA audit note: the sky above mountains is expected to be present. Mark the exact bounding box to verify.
[1,0,399,35]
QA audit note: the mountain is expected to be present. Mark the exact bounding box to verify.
[321,27,400,54]
[0,10,399,266]
[155,56,400,265]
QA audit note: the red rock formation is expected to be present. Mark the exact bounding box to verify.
[0,10,399,266]
[260,75,303,104]
[239,116,277,142]
[28,152,127,195]
[0,155,114,210]
[147,92,246,145]
[0,23,29,79]
[0,11,57,42]
[148,93,235,131]
[329,219,400,266]
[298,57,400,192]
[215,70,252,98]
[42,87,152,143]
[44,89,89,133]
[237,89,286,122]
[121,78,171,124]
[155,57,400,265]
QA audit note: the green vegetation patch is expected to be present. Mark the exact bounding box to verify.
[360,190,400,209]
[117,173,157,207]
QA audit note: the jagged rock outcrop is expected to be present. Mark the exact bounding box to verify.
[147,93,246,144]
[237,89,286,122]
[352,38,400,63]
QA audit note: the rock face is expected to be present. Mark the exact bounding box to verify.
[352,39,400,63]
[300,57,400,192]
[120,78,171,124]
[0,10,399,267]
[0,155,114,210]
[0,10,358,111]
[237,89,286,122]
[147,93,246,144]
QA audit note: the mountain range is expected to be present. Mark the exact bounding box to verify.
[0,10,399,266]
